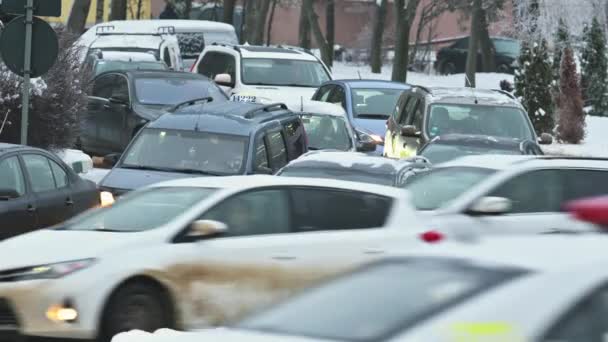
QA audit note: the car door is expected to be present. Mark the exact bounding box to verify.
[100,74,131,154]
[21,154,74,229]
[0,155,37,238]
[280,118,307,160]
[392,95,421,159]
[265,129,289,173]
[84,74,115,154]
[385,94,407,158]
[250,133,272,174]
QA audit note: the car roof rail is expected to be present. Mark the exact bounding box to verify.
[169,97,214,112]
[243,103,289,119]
[157,26,176,35]
[492,89,516,100]
[96,25,115,35]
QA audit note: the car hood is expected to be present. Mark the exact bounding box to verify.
[236,86,317,110]
[100,167,196,192]
[0,229,148,271]
[112,328,330,342]
[133,103,173,120]
[353,118,388,137]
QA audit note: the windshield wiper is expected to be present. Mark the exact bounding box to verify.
[357,114,390,119]
[120,164,178,172]
[173,168,222,176]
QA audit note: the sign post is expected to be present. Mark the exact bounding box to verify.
[20,0,32,145]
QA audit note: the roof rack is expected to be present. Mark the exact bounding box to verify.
[95,25,176,36]
[169,97,214,112]
[492,89,516,100]
[243,103,288,119]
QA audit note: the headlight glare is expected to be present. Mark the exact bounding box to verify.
[12,259,96,281]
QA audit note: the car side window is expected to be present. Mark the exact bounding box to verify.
[254,134,270,172]
[290,188,393,232]
[197,52,236,82]
[407,99,423,129]
[393,96,409,124]
[487,170,563,213]
[111,75,129,102]
[282,119,306,159]
[22,154,57,193]
[328,86,346,109]
[91,74,115,99]
[400,97,419,126]
[200,189,290,236]
[0,156,26,197]
[266,130,288,171]
[163,48,172,69]
[49,159,69,188]
[315,85,335,102]
[562,169,608,202]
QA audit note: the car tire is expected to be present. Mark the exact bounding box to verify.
[497,63,511,74]
[440,61,456,75]
[99,281,174,342]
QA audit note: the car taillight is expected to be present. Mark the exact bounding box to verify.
[419,230,444,243]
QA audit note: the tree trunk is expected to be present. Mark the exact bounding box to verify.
[183,0,193,19]
[67,0,92,34]
[465,0,481,87]
[110,0,127,20]
[478,8,495,72]
[298,3,311,49]
[391,0,420,82]
[326,0,335,67]
[304,0,332,68]
[223,0,236,24]
[266,0,278,45]
[244,0,258,43]
[370,0,388,73]
[253,0,271,44]
[96,0,105,23]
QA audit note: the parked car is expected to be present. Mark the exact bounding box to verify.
[418,134,544,164]
[403,155,608,235]
[98,101,307,198]
[192,44,332,106]
[0,144,99,239]
[0,175,424,341]
[82,50,168,77]
[79,70,228,156]
[383,86,552,159]
[277,151,431,187]
[434,36,520,75]
[312,80,410,155]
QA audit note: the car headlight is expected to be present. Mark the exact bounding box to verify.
[100,191,115,207]
[7,259,96,281]
[355,128,384,145]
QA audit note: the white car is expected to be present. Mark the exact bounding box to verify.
[403,155,608,235]
[112,201,608,342]
[191,44,332,108]
[0,175,426,341]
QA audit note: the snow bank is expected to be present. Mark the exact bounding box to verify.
[112,329,191,342]
[542,116,608,157]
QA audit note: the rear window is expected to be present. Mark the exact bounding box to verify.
[237,258,526,341]
[279,167,395,187]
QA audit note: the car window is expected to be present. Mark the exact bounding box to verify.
[197,52,236,82]
[22,154,57,193]
[135,77,227,106]
[241,58,330,87]
[282,119,306,158]
[200,189,290,236]
[254,134,270,172]
[400,97,419,126]
[111,75,129,101]
[0,156,26,197]
[163,47,172,68]
[410,101,423,129]
[351,88,404,120]
[562,169,608,202]
[488,170,563,213]
[315,85,335,102]
[393,96,409,123]
[266,131,288,171]
[328,86,346,109]
[91,74,115,99]
[280,167,395,187]
[49,159,68,188]
[290,188,392,231]
[301,114,352,151]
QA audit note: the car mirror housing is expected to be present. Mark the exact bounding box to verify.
[0,188,19,200]
[103,153,121,167]
[356,140,376,152]
[214,73,233,87]
[538,133,553,145]
[188,220,228,239]
[400,125,420,137]
[466,196,512,216]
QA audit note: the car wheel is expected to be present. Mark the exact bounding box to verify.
[99,282,174,342]
[497,63,510,74]
[441,61,456,75]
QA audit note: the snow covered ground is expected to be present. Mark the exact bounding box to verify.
[542,116,608,157]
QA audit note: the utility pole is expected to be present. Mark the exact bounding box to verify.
[20,0,33,145]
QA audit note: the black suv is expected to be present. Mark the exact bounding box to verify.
[99,100,308,196]
[80,70,228,157]
[434,36,520,75]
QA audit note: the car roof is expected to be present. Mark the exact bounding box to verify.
[220,45,318,61]
[94,51,158,61]
[151,101,294,135]
[286,151,428,173]
[149,175,407,197]
[110,70,205,79]
[396,235,608,272]
[437,154,608,171]
[90,35,164,50]
[333,79,411,90]
[415,87,520,107]
[290,100,347,117]
[428,134,525,149]
[0,143,25,153]
[100,19,236,33]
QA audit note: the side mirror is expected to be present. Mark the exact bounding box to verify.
[187,219,228,239]
[466,196,512,216]
[104,153,121,167]
[538,133,553,145]
[0,188,19,200]
[356,140,376,152]
[214,73,233,87]
[401,125,420,137]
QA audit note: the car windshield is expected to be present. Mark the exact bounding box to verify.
[242,58,330,87]
[421,144,521,164]
[404,167,496,210]
[426,104,534,141]
[121,128,248,175]
[279,167,395,186]
[494,39,520,55]
[64,187,216,232]
[351,88,404,119]
[237,259,524,342]
[134,77,227,105]
[301,114,352,151]
[94,60,167,76]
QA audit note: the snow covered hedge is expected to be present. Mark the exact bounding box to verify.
[0,26,91,149]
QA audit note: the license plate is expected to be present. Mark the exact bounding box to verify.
[231,95,257,103]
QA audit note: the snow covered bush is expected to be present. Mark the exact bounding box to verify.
[556,47,585,144]
[514,39,555,135]
[581,17,608,117]
[0,26,91,149]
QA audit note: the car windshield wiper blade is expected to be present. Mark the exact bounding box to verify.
[357,114,390,119]
[120,164,177,172]
[173,168,222,176]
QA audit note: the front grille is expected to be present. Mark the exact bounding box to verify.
[0,298,21,342]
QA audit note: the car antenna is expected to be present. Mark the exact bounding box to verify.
[357,70,362,80]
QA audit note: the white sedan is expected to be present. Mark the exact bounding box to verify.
[0,175,427,341]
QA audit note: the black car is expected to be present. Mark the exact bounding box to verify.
[98,101,308,197]
[0,144,99,239]
[418,134,544,165]
[79,70,228,156]
[434,36,520,75]
[276,150,431,187]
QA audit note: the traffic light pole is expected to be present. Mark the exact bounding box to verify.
[20,0,32,145]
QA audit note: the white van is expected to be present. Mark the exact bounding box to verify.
[79,20,238,71]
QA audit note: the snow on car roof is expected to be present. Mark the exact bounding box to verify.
[288,151,411,170]
[150,174,406,197]
[100,19,236,32]
[422,87,520,106]
[288,100,347,117]
[239,46,318,61]
[89,35,164,50]
[436,154,536,170]
[96,51,158,61]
